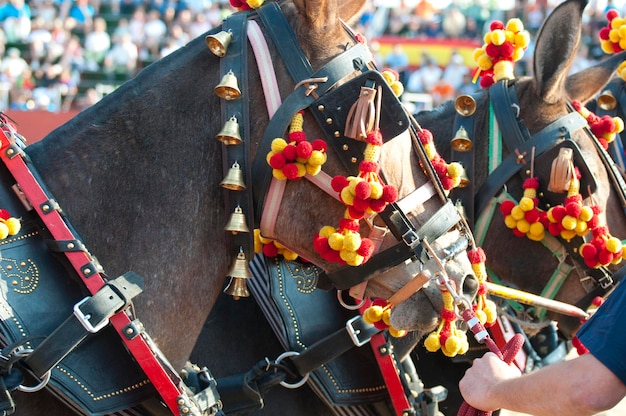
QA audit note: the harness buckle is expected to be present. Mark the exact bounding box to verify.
[401,229,419,249]
[73,297,109,333]
[598,274,614,290]
[346,315,374,347]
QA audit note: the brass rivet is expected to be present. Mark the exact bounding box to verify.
[42,204,50,211]
[126,327,134,335]
[11,281,17,286]
[7,149,14,155]
[177,399,185,406]
[83,268,91,275]
[317,104,325,111]
[351,157,357,163]
[342,144,348,151]
[334,131,340,137]
[67,242,75,249]
[326,118,333,125]
[20,262,25,267]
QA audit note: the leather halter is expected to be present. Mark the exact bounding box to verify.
[452,79,626,316]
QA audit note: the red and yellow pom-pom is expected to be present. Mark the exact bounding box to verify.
[572,100,624,150]
[362,298,407,337]
[381,68,404,97]
[0,209,20,240]
[417,129,467,192]
[254,229,300,261]
[267,111,327,180]
[500,177,547,241]
[473,18,530,88]
[313,219,375,266]
[424,290,469,357]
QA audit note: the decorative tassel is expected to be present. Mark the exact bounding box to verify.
[547,147,574,193]
[424,289,469,357]
[362,298,407,338]
[344,86,377,141]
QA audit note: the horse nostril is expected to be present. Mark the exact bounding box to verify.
[462,273,479,299]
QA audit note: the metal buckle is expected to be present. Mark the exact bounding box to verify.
[346,316,373,347]
[73,297,109,333]
[401,229,419,248]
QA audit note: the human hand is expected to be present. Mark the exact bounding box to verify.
[458,352,522,412]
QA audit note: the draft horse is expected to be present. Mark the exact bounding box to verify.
[402,0,626,412]
[0,0,481,414]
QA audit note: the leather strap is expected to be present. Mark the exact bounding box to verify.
[24,272,144,378]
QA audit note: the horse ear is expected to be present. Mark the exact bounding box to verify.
[291,0,365,28]
[566,52,626,103]
[532,0,587,103]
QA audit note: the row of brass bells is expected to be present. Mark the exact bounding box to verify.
[216,116,242,145]
[206,30,232,57]
[224,205,250,234]
[223,249,252,299]
[598,90,617,111]
[220,161,247,191]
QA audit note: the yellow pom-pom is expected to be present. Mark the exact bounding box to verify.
[328,232,344,251]
[306,164,322,176]
[475,308,487,324]
[343,232,361,251]
[447,162,463,178]
[560,229,577,241]
[473,47,486,61]
[483,32,492,45]
[579,206,594,222]
[602,40,617,54]
[424,333,441,352]
[490,29,506,46]
[512,47,525,61]
[529,221,544,236]
[271,138,288,153]
[272,169,287,180]
[382,308,392,326]
[246,0,264,8]
[477,54,493,71]
[308,150,326,166]
[283,250,299,261]
[516,219,530,234]
[319,225,335,238]
[574,220,588,235]
[443,336,463,357]
[340,187,355,206]
[510,205,525,220]
[254,229,263,253]
[614,117,624,133]
[506,18,524,33]
[612,17,625,30]
[364,305,384,323]
[514,31,530,49]
[0,223,8,240]
[518,196,534,211]
[484,299,498,324]
[342,250,364,266]
[389,327,407,338]
[381,69,398,83]
[295,162,307,178]
[561,215,578,230]
[493,60,514,80]
[369,180,383,200]
[504,214,517,229]
[5,218,20,236]
[390,81,404,97]
[607,236,622,253]
[620,38,626,51]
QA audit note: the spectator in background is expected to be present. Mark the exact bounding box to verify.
[441,51,469,92]
[83,16,111,70]
[27,16,52,70]
[1,47,29,85]
[442,6,466,38]
[0,0,32,43]
[143,9,167,57]
[68,0,95,33]
[103,32,138,79]
[384,43,410,86]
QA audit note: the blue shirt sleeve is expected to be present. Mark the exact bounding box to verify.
[577,280,626,385]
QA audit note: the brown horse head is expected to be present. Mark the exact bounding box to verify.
[418,0,626,340]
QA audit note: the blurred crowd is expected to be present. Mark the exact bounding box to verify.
[0,0,621,112]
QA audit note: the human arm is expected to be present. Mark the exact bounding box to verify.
[459,350,626,416]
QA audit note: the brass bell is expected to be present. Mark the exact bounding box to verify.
[216,116,242,145]
[215,70,241,100]
[223,249,252,300]
[457,168,470,188]
[224,205,249,234]
[598,90,617,111]
[220,161,246,191]
[451,126,472,152]
[206,30,232,57]
[454,95,477,116]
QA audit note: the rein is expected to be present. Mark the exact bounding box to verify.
[453,79,626,321]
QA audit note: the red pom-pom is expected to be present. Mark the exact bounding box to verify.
[282,144,297,161]
[612,42,623,53]
[548,222,562,236]
[263,242,279,257]
[366,130,383,146]
[417,129,433,144]
[513,228,526,237]
[369,198,388,212]
[355,181,371,199]
[382,185,398,203]
[551,205,567,222]
[523,177,539,189]
[584,256,599,268]
[480,74,495,89]
[440,175,455,190]
[571,100,583,112]
[313,236,331,253]
[607,9,619,21]
[587,214,600,229]
[296,141,313,159]
[312,139,327,152]
[525,208,540,223]
[468,247,486,264]
[288,131,306,143]
[347,205,365,219]
[229,0,244,7]
[565,201,582,218]
[598,250,614,265]
[340,218,361,231]
[485,43,501,58]
[353,196,370,211]
[499,42,515,60]
[283,163,300,180]
[500,200,515,215]
[359,160,379,173]
[357,238,375,260]
[490,20,504,31]
[0,209,10,220]
[599,26,611,40]
[269,152,286,169]
[331,175,349,192]
[581,243,597,259]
